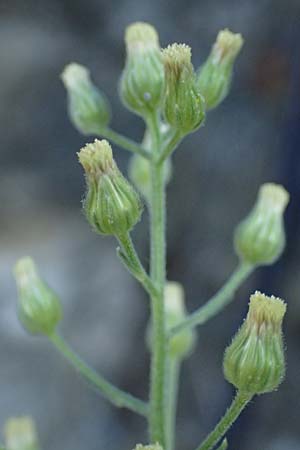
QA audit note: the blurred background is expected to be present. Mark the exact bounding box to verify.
[0,0,300,449]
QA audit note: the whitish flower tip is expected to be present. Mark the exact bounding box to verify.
[61,62,89,89]
[259,183,290,213]
[248,290,286,329]
[125,22,159,53]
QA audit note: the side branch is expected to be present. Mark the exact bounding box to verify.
[168,262,254,338]
[49,332,148,417]
[97,127,150,159]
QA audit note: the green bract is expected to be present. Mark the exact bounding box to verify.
[119,22,164,117]
[234,183,289,266]
[197,29,243,110]
[61,62,111,134]
[78,139,143,236]
[14,258,62,336]
[163,44,205,135]
[223,291,286,395]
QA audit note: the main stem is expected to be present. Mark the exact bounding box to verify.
[165,356,180,450]
[195,391,252,450]
[148,113,167,445]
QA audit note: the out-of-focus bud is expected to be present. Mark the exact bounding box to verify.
[197,29,243,110]
[223,291,286,395]
[119,22,164,117]
[4,417,39,450]
[133,445,163,450]
[61,62,111,134]
[162,43,205,135]
[129,128,172,201]
[165,282,196,359]
[129,153,172,202]
[78,139,143,236]
[14,258,62,336]
[234,183,289,266]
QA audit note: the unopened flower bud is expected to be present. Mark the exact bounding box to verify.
[4,417,39,450]
[14,258,62,336]
[163,44,205,134]
[61,63,111,135]
[133,445,163,450]
[119,22,164,117]
[78,139,143,236]
[234,183,289,266]
[223,291,286,395]
[165,282,196,359]
[197,29,243,110]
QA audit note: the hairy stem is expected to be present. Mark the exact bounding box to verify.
[157,129,181,165]
[165,356,181,450]
[148,112,167,445]
[49,332,148,417]
[195,391,252,450]
[97,127,150,159]
[168,262,254,338]
[117,232,158,298]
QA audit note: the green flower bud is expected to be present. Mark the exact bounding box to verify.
[61,62,111,134]
[165,282,196,359]
[4,417,39,450]
[223,291,286,395]
[162,43,205,135]
[78,139,143,236]
[14,258,62,336]
[234,183,289,266]
[197,29,243,110]
[119,22,164,117]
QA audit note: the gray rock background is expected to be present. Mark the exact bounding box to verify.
[0,0,300,449]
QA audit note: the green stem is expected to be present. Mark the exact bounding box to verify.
[157,130,181,165]
[117,232,158,298]
[97,127,150,159]
[168,262,254,339]
[216,438,228,450]
[195,391,252,450]
[148,112,167,445]
[49,332,148,417]
[165,356,181,450]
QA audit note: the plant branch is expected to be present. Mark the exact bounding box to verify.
[96,126,150,159]
[49,332,148,417]
[168,262,254,339]
[117,232,158,298]
[148,112,167,445]
[195,391,252,450]
[165,356,181,450]
[157,129,181,165]
[216,438,228,450]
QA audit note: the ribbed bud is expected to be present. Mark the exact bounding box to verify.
[223,291,286,395]
[165,282,196,359]
[61,62,111,134]
[234,183,289,266]
[119,22,164,117]
[197,29,243,110]
[78,139,143,236]
[14,258,62,336]
[163,44,205,134]
[4,417,39,450]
